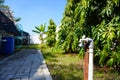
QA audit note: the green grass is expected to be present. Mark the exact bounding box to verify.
[18,44,120,80]
[40,45,83,80]
[94,66,120,80]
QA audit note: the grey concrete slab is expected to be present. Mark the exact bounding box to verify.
[0,74,7,80]
[0,49,52,80]
[4,74,14,80]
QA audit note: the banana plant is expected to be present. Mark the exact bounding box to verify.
[32,24,46,44]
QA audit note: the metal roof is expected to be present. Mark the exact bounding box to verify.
[0,8,14,22]
[23,31,29,36]
[0,9,20,36]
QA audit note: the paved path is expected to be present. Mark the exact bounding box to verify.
[0,49,52,80]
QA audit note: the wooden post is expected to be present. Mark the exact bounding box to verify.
[84,42,89,80]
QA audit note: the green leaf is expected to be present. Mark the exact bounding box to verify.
[107,58,114,66]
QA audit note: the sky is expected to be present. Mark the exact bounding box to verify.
[5,0,66,35]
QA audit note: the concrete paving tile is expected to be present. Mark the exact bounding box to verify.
[24,64,32,67]
[29,78,46,80]
[32,64,41,68]
[30,67,40,73]
[2,67,15,73]
[29,72,45,80]
[9,78,21,80]
[1,71,16,75]
[11,67,21,74]
[30,66,43,72]
[4,74,14,80]
[0,74,7,80]
[14,73,29,79]
[0,68,5,74]
[0,49,52,80]
[17,68,24,73]
[20,76,29,80]
[23,68,31,73]
[21,78,29,80]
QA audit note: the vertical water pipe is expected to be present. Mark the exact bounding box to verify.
[88,39,93,80]
[79,37,94,80]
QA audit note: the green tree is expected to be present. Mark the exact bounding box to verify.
[15,17,21,22]
[0,0,4,5]
[74,0,120,68]
[32,24,46,44]
[57,0,80,53]
[92,0,120,68]
[46,19,56,46]
[0,0,9,8]
[57,0,120,69]
[0,0,21,22]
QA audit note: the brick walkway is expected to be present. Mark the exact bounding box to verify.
[0,49,52,80]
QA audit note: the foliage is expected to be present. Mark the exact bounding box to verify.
[0,0,4,5]
[0,0,22,23]
[15,17,21,22]
[55,0,120,68]
[46,19,56,46]
[90,0,120,68]
[32,24,46,44]
[57,0,80,53]
[0,0,9,9]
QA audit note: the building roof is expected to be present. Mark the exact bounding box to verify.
[22,31,29,36]
[0,9,20,36]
